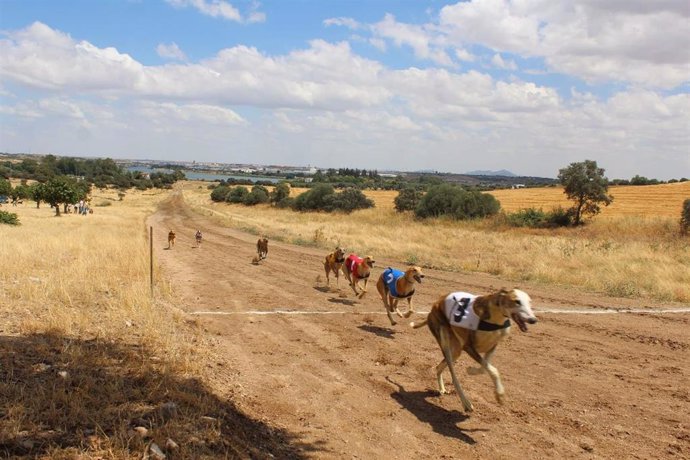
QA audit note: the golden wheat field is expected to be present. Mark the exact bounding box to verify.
[489,181,690,217]
[0,188,235,459]
[183,181,690,302]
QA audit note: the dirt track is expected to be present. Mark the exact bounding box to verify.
[149,193,690,459]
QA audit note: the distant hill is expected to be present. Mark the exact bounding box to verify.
[465,169,517,177]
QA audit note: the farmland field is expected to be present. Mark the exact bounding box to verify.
[1,181,689,458]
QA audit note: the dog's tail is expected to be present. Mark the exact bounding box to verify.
[409,317,428,329]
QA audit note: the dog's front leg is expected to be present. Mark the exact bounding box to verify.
[466,345,505,404]
[402,297,414,318]
[358,278,369,299]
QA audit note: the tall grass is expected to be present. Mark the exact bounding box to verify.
[0,189,232,458]
[184,182,690,303]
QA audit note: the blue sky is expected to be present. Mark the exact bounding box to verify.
[1,0,688,179]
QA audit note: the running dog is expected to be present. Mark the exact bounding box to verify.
[324,246,346,288]
[167,230,176,249]
[257,237,269,260]
[376,266,424,325]
[195,230,203,247]
[343,254,375,298]
[411,288,537,412]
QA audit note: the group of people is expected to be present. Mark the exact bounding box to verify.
[72,200,91,215]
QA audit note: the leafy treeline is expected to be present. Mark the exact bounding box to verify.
[0,155,185,190]
[210,182,374,213]
[610,175,688,186]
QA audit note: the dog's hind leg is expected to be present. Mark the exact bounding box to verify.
[438,327,473,412]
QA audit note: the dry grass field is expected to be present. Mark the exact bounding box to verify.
[184,181,690,303]
[489,181,690,217]
[0,189,300,458]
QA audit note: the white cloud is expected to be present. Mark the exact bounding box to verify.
[156,42,187,61]
[323,17,362,30]
[438,0,690,88]
[139,101,246,125]
[1,21,688,180]
[454,48,475,62]
[371,13,453,66]
[490,53,517,70]
[165,0,265,23]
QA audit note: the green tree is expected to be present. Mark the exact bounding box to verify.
[394,187,423,212]
[43,177,83,216]
[0,177,11,197]
[29,182,47,208]
[10,184,32,201]
[558,160,613,225]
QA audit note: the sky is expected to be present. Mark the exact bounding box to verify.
[0,1,688,179]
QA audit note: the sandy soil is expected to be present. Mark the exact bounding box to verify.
[149,193,690,459]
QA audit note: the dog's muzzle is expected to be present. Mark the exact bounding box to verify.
[511,314,537,332]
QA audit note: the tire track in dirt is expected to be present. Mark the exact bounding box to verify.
[148,192,690,459]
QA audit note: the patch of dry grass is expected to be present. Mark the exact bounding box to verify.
[0,188,305,458]
[183,181,690,303]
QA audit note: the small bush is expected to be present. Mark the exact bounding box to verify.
[291,185,373,213]
[243,185,270,206]
[546,206,574,227]
[293,184,335,211]
[210,185,231,202]
[681,198,690,235]
[394,187,423,212]
[328,188,374,212]
[226,186,249,203]
[506,206,573,228]
[96,201,112,207]
[0,210,20,225]
[507,208,548,227]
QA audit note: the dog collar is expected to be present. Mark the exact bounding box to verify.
[477,319,511,331]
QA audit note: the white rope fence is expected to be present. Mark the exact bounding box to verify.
[190,307,690,316]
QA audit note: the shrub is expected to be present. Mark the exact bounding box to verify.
[415,184,500,220]
[270,182,291,204]
[291,184,373,213]
[681,199,690,235]
[394,187,423,212]
[546,206,574,227]
[210,185,231,202]
[0,210,20,226]
[243,185,270,206]
[275,196,295,209]
[328,188,374,212]
[507,208,548,227]
[506,207,573,228]
[293,184,336,211]
[226,186,249,203]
